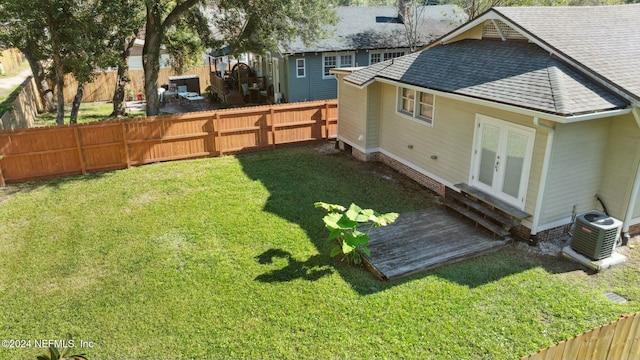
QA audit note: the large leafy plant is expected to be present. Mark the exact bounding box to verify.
[315,202,399,265]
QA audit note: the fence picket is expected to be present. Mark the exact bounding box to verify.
[521,313,640,360]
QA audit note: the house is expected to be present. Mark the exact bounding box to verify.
[275,5,466,103]
[127,39,171,70]
[208,5,465,105]
[332,4,640,244]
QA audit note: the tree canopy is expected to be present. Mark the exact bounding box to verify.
[212,0,338,56]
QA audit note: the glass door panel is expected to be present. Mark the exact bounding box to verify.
[478,124,500,188]
[501,131,527,198]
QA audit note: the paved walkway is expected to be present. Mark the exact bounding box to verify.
[0,67,32,98]
[0,67,32,89]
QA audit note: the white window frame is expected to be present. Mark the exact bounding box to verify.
[396,86,435,126]
[322,52,354,79]
[296,58,306,78]
[369,49,407,65]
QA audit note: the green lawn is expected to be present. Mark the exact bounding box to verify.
[34,102,146,126]
[0,144,638,359]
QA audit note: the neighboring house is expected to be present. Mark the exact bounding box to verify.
[274,5,466,103]
[333,5,640,243]
[127,39,171,70]
[208,5,465,105]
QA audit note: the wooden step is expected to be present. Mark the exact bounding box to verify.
[454,183,531,220]
[443,199,511,238]
[445,189,520,228]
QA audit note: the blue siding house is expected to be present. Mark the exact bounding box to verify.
[274,5,465,103]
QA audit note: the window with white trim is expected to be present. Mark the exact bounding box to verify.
[397,87,434,126]
[370,50,407,64]
[322,52,354,79]
[296,58,305,78]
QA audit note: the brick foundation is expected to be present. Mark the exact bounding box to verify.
[628,223,640,237]
[529,224,572,244]
[378,152,446,197]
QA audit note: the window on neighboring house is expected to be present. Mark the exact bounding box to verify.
[340,54,353,67]
[322,52,354,79]
[296,58,305,78]
[397,87,434,126]
[323,55,336,78]
[384,51,405,61]
[370,50,406,64]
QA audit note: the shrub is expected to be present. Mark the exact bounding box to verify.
[315,202,398,265]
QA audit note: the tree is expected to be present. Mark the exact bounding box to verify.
[164,7,213,75]
[142,0,202,116]
[0,2,56,113]
[398,0,430,52]
[212,0,337,57]
[95,0,145,117]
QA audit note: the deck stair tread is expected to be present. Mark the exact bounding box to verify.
[445,189,520,228]
[443,199,511,238]
[454,183,531,220]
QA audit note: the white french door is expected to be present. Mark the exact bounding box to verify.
[471,115,535,209]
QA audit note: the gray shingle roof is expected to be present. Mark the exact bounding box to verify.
[345,40,627,116]
[494,5,640,102]
[280,5,465,54]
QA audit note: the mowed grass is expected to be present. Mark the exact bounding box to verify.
[0,144,638,359]
[34,102,145,126]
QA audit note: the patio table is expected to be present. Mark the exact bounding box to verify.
[179,92,205,110]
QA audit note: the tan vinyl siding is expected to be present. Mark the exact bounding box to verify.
[540,119,612,225]
[336,75,368,148]
[377,83,545,214]
[366,82,382,149]
[600,113,640,220]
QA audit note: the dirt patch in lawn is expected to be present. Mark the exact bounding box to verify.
[0,183,39,205]
[312,141,438,209]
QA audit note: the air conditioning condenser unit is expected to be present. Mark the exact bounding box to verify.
[570,211,622,261]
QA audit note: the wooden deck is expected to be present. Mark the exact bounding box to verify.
[362,206,513,281]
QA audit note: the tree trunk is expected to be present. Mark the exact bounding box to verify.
[53,54,65,125]
[142,0,199,116]
[22,50,55,113]
[69,83,84,124]
[143,9,163,116]
[111,35,137,118]
[47,11,66,125]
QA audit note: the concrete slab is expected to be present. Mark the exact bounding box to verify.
[561,246,627,272]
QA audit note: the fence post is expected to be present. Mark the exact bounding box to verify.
[0,156,5,187]
[121,122,131,168]
[215,113,223,155]
[270,108,276,150]
[73,127,87,175]
[324,102,330,140]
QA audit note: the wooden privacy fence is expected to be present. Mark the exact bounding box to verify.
[521,312,640,360]
[62,65,213,103]
[0,100,337,186]
[0,48,24,75]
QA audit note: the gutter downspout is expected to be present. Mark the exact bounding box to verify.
[622,106,640,244]
[531,117,555,243]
